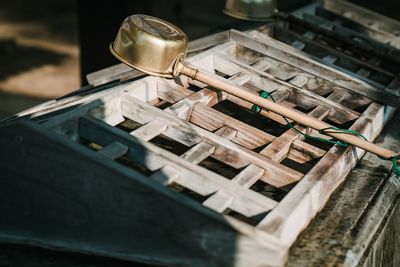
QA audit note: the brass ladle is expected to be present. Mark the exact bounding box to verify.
[110,14,399,168]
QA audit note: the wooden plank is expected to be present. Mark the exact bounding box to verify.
[283,11,400,61]
[38,76,159,131]
[259,90,345,163]
[323,0,400,36]
[164,89,219,121]
[203,191,234,213]
[214,52,361,124]
[276,23,394,73]
[230,29,399,107]
[288,140,326,163]
[232,164,265,187]
[385,75,400,97]
[253,57,373,110]
[203,164,266,213]
[215,126,237,139]
[181,142,215,165]
[130,118,168,141]
[149,165,180,185]
[156,77,194,104]
[86,63,145,86]
[301,12,396,58]
[260,130,300,163]
[187,30,230,55]
[224,92,291,125]
[177,97,325,162]
[190,103,274,149]
[97,141,129,159]
[122,95,303,187]
[320,1,400,47]
[257,102,392,246]
[79,116,278,217]
[0,120,287,267]
[274,26,396,78]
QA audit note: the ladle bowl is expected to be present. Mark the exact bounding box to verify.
[110,14,188,78]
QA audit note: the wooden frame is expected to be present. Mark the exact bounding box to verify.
[274,0,400,101]
[1,4,399,266]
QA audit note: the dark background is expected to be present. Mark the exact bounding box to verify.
[77,0,400,83]
[1,0,400,118]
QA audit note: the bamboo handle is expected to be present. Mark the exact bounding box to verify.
[178,63,398,160]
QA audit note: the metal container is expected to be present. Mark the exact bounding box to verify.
[110,14,188,78]
[223,0,277,21]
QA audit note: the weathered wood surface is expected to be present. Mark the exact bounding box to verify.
[1,109,399,267]
[288,108,400,267]
[287,8,400,61]
[0,121,285,267]
[323,0,400,46]
[235,30,399,107]
[1,9,399,266]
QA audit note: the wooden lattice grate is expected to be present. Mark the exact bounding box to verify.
[39,25,396,258]
[4,2,399,265]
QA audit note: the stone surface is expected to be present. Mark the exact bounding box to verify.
[288,109,400,266]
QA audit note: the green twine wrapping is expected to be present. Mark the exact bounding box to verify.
[251,90,400,176]
[380,155,400,177]
[251,90,360,147]
[391,156,400,176]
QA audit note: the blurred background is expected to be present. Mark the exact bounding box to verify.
[0,0,399,119]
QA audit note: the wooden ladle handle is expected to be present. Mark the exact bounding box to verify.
[178,62,399,161]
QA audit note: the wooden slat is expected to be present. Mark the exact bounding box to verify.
[260,130,300,163]
[230,29,399,107]
[97,141,129,160]
[258,89,349,169]
[157,78,194,104]
[203,191,234,213]
[323,0,400,37]
[159,85,278,149]
[384,75,400,97]
[122,82,326,186]
[215,125,237,139]
[166,89,327,161]
[257,102,391,246]
[274,26,396,78]
[284,11,400,61]
[232,164,265,187]
[150,165,180,185]
[252,56,373,109]
[288,140,326,163]
[181,142,215,165]
[164,87,220,121]
[130,118,169,141]
[320,1,400,48]
[203,164,265,213]
[79,116,278,217]
[302,12,395,60]
[122,95,303,187]
[190,103,274,149]
[214,52,361,124]
[0,120,288,267]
